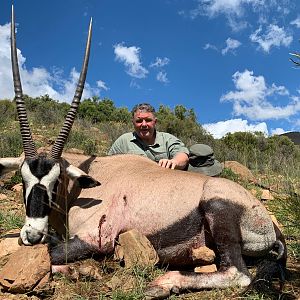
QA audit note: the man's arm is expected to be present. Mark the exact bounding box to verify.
[158,152,189,170]
[107,136,125,155]
[157,133,189,170]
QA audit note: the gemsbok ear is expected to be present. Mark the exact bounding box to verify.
[65,164,101,188]
[0,157,24,176]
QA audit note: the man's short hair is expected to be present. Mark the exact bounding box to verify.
[131,103,156,116]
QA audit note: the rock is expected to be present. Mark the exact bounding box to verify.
[11,183,22,193]
[0,244,51,293]
[222,161,256,182]
[191,246,215,265]
[261,189,274,201]
[0,230,21,259]
[0,194,8,201]
[269,213,283,231]
[250,189,258,197]
[33,271,53,294]
[114,229,159,268]
[194,264,217,273]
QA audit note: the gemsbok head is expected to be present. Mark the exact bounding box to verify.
[0,6,99,245]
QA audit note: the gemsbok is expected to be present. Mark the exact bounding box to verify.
[0,6,286,299]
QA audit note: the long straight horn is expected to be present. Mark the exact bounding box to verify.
[50,18,92,160]
[11,5,37,158]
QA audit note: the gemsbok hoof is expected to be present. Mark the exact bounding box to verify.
[144,285,171,299]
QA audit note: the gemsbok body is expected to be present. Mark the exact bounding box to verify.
[0,6,286,299]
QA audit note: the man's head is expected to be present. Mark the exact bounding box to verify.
[131,103,157,143]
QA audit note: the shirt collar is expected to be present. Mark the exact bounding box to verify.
[131,131,160,148]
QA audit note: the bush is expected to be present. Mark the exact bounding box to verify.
[24,94,69,126]
[0,130,23,157]
[66,130,97,155]
[219,131,300,175]
[0,99,16,126]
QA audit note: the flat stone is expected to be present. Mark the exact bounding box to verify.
[261,189,274,200]
[194,264,217,273]
[192,246,215,265]
[0,244,51,293]
[222,161,256,182]
[0,194,8,201]
[114,229,159,268]
[0,231,21,259]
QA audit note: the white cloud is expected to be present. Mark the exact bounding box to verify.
[150,57,170,68]
[192,0,263,18]
[203,43,218,51]
[187,1,292,31]
[221,69,300,121]
[203,118,268,139]
[270,127,287,135]
[290,16,300,28]
[189,0,252,31]
[221,38,242,55]
[156,71,169,84]
[0,23,100,102]
[0,23,17,99]
[249,24,293,53]
[130,79,141,89]
[96,80,109,91]
[114,43,148,79]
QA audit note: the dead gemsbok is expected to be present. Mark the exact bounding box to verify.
[0,6,286,299]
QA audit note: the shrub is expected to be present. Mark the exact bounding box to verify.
[0,99,16,126]
[0,130,22,157]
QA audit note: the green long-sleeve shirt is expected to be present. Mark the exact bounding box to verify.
[108,131,189,162]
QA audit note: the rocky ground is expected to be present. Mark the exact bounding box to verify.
[0,161,299,299]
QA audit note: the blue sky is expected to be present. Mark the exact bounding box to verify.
[1,0,300,138]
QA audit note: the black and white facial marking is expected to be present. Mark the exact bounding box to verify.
[20,154,60,245]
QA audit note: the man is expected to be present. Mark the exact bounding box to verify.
[108,103,189,170]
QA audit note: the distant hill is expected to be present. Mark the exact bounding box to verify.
[280,131,300,145]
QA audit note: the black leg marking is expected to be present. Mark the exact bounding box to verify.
[201,199,250,274]
[50,236,100,265]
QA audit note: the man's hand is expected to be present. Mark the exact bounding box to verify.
[158,153,189,170]
[158,159,178,169]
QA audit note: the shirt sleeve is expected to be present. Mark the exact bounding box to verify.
[166,134,189,159]
[107,136,126,155]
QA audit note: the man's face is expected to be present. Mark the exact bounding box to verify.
[132,111,157,141]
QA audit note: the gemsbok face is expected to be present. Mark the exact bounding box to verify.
[20,155,60,244]
[0,6,99,245]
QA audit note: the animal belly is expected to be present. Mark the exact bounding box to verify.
[141,210,206,267]
[68,187,205,258]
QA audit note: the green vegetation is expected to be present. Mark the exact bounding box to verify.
[1,95,299,175]
[0,210,23,234]
[0,95,299,299]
